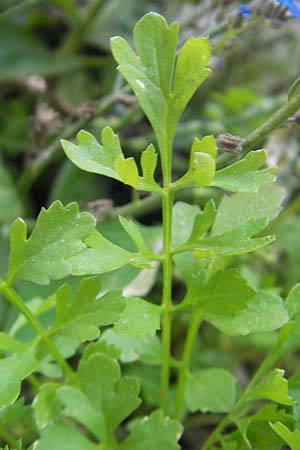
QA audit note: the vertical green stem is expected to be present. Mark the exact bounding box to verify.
[173,310,203,420]
[0,280,78,386]
[160,187,174,413]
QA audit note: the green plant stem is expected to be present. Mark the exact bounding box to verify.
[160,188,174,413]
[60,0,106,54]
[217,92,300,168]
[173,311,203,420]
[201,343,283,450]
[0,280,78,386]
[0,0,45,24]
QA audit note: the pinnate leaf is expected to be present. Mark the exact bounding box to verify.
[54,277,125,342]
[120,410,182,450]
[213,150,276,192]
[7,201,96,285]
[184,368,236,413]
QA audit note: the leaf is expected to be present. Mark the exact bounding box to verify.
[33,383,62,429]
[54,278,125,342]
[58,353,141,442]
[7,201,96,285]
[172,202,200,247]
[100,329,162,365]
[270,422,300,450]
[62,127,161,193]
[212,185,284,236]
[184,200,217,245]
[33,422,99,450]
[249,369,293,406]
[69,229,135,276]
[286,284,300,319]
[120,410,182,450]
[140,144,158,186]
[213,150,276,192]
[0,337,38,409]
[288,76,300,101]
[205,290,288,336]
[119,216,149,253]
[114,297,161,336]
[114,154,139,188]
[184,369,236,413]
[111,13,210,170]
[174,136,217,189]
[198,218,275,257]
[185,269,255,315]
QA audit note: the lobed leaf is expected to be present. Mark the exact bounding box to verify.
[7,201,96,285]
[54,277,125,342]
[249,369,293,406]
[213,150,276,192]
[120,410,183,450]
[270,422,300,450]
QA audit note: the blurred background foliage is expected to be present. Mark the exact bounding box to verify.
[0,1,300,447]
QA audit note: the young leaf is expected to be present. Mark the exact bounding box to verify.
[120,410,182,450]
[270,422,300,450]
[58,353,141,442]
[205,290,288,336]
[111,12,210,171]
[185,200,217,245]
[184,269,255,315]
[249,369,293,405]
[7,201,96,285]
[53,277,125,342]
[119,216,150,253]
[114,297,161,337]
[114,154,139,188]
[212,185,285,235]
[33,421,99,450]
[184,368,236,413]
[213,150,276,192]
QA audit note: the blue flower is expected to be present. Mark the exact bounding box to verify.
[238,3,251,18]
[275,0,300,18]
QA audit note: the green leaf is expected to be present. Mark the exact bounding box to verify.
[114,154,139,188]
[249,369,293,406]
[119,216,150,253]
[111,13,210,170]
[114,297,161,336]
[120,410,182,450]
[100,329,162,365]
[172,202,200,247]
[212,185,285,235]
[288,76,300,101]
[7,201,96,285]
[270,422,300,450]
[205,290,288,336]
[54,277,125,342]
[0,335,38,409]
[185,200,217,245]
[58,353,141,442]
[62,127,161,193]
[33,422,99,450]
[184,368,236,413]
[140,144,158,186]
[185,269,255,315]
[69,229,135,276]
[286,284,300,319]
[33,383,62,429]
[213,150,276,192]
